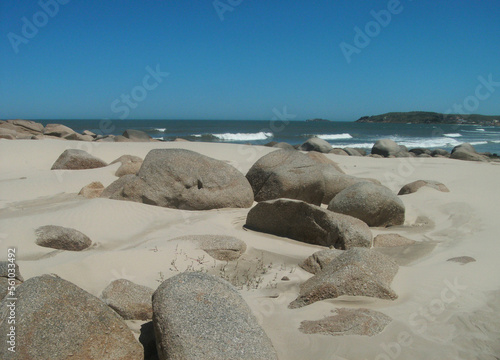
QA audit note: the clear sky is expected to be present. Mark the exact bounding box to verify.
[1,0,499,121]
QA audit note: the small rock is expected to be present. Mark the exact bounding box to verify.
[372,139,409,157]
[447,256,476,265]
[299,308,392,336]
[51,149,108,170]
[110,155,143,177]
[299,137,333,153]
[172,234,247,261]
[329,148,349,156]
[343,147,364,156]
[373,233,416,247]
[101,279,154,320]
[78,181,105,199]
[273,142,295,150]
[35,225,92,251]
[398,180,450,195]
[43,123,77,138]
[432,148,450,157]
[122,129,151,141]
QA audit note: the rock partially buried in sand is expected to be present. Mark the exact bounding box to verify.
[289,248,398,309]
[299,248,344,274]
[328,182,405,227]
[172,234,247,261]
[299,137,333,153]
[152,272,278,360]
[101,279,154,320]
[35,225,92,251]
[106,149,253,210]
[447,256,476,265]
[51,149,108,170]
[0,275,143,360]
[78,181,105,198]
[299,308,392,336]
[398,180,450,195]
[246,199,372,249]
[373,233,416,247]
[110,155,143,177]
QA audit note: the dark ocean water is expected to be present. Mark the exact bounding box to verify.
[37,120,500,155]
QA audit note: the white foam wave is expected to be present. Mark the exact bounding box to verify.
[444,133,462,137]
[155,128,167,132]
[315,133,353,140]
[213,132,273,141]
[477,128,485,131]
[396,137,462,149]
[333,142,374,149]
[469,141,488,146]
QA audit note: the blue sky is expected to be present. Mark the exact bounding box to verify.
[1,0,499,121]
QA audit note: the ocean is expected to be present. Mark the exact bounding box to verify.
[37,120,500,155]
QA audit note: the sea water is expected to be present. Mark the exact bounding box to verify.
[36,119,500,155]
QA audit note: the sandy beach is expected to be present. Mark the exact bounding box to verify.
[1,138,500,359]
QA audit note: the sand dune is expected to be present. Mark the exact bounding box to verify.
[1,139,499,359]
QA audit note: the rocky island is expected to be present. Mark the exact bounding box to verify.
[357,111,500,126]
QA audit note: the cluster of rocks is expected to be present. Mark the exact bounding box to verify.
[0,270,278,360]
[267,137,499,162]
[0,119,155,142]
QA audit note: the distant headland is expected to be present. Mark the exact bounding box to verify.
[305,118,332,122]
[356,111,500,126]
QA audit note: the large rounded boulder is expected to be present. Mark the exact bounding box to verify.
[246,198,372,249]
[328,182,405,227]
[246,150,359,205]
[450,143,488,161]
[107,149,254,210]
[371,139,409,157]
[152,272,278,360]
[299,137,333,153]
[0,274,143,360]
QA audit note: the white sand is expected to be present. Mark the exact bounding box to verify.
[1,139,499,359]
